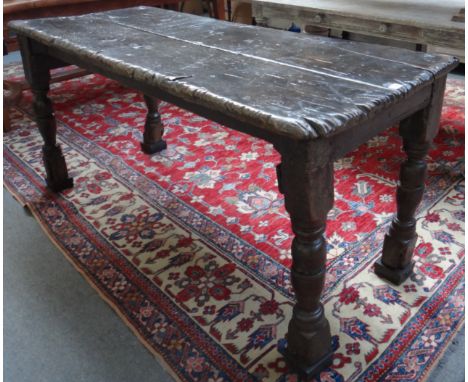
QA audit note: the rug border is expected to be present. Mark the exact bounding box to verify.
[419,316,465,382]
[3,182,28,208]
[2,144,255,381]
[3,181,184,382]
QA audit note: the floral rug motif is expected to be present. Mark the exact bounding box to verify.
[3,64,465,382]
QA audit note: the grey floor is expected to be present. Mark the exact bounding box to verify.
[4,52,465,382]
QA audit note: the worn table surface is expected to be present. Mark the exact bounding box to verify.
[10,7,457,141]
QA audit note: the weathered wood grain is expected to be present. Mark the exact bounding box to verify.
[9,7,457,141]
[254,0,464,29]
[252,0,464,59]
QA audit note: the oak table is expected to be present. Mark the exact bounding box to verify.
[10,7,457,378]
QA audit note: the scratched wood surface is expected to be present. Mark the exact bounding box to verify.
[10,7,457,140]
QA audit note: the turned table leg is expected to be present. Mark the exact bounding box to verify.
[19,37,73,192]
[140,95,167,154]
[375,77,447,284]
[276,148,334,377]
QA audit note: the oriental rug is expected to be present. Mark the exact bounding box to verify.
[3,63,465,382]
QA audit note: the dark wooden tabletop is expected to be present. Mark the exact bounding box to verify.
[10,7,458,140]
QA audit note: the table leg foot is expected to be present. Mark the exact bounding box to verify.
[374,219,417,284]
[140,139,167,154]
[281,306,333,378]
[374,258,414,285]
[281,347,333,379]
[46,176,74,192]
[43,144,74,192]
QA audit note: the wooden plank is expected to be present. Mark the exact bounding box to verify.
[253,0,464,32]
[252,0,464,54]
[10,7,458,140]
[95,7,456,75]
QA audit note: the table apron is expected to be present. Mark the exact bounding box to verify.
[328,83,433,160]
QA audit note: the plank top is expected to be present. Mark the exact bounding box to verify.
[10,7,458,140]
